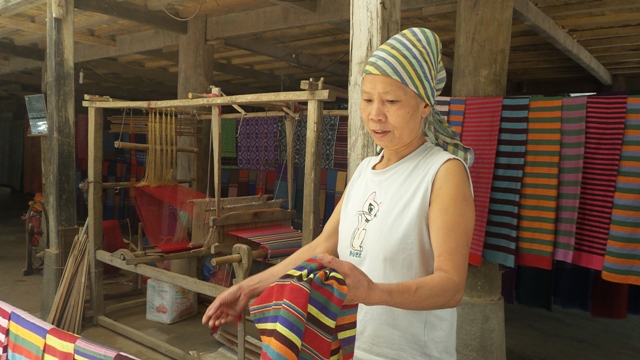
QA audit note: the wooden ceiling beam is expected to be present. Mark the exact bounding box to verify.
[15,13,114,46]
[0,15,115,46]
[75,0,187,34]
[212,61,286,86]
[581,34,640,49]
[0,40,44,61]
[270,0,317,12]
[556,11,640,31]
[224,37,349,76]
[573,25,640,41]
[512,0,612,85]
[0,0,45,16]
[540,0,640,19]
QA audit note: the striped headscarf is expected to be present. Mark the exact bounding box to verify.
[364,27,474,167]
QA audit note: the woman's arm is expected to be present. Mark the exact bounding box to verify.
[319,159,474,310]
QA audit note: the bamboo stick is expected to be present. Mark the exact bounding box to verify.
[114,141,198,153]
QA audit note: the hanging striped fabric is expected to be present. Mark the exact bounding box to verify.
[74,338,119,360]
[516,97,563,270]
[333,116,349,172]
[7,309,53,360]
[44,328,79,360]
[447,97,466,137]
[573,95,628,270]
[335,171,348,207]
[0,301,16,360]
[250,257,358,360]
[435,96,450,122]
[460,97,504,266]
[554,96,588,263]
[602,96,640,285]
[221,118,238,169]
[482,97,529,267]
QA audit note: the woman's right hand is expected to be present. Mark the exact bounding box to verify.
[202,284,251,330]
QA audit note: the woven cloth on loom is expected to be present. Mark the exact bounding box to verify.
[0,301,16,360]
[7,309,53,360]
[435,96,450,122]
[238,117,279,170]
[226,225,301,259]
[554,96,587,263]
[602,96,640,285]
[516,97,563,270]
[447,97,466,138]
[573,95,628,270]
[277,116,340,170]
[249,257,358,360]
[482,97,529,267]
[460,97,504,266]
[43,327,79,360]
[333,116,349,171]
[134,185,208,247]
[74,338,119,360]
[221,118,238,169]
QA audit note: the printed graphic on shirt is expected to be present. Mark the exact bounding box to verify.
[350,191,380,257]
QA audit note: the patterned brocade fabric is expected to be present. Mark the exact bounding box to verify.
[250,257,357,360]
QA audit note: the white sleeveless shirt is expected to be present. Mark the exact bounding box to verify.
[337,141,469,359]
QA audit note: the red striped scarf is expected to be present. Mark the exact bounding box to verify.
[516,97,562,270]
[250,257,357,359]
[460,97,504,266]
[553,96,587,263]
[44,328,79,360]
[573,95,627,270]
[0,301,16,360]
[602,96,640,285]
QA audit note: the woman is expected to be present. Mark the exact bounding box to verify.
[203,27,475,359]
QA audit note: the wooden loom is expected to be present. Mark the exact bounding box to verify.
[84,80,338,359]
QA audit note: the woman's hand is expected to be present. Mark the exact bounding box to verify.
[201,284,251,330]
[317,253,376,305]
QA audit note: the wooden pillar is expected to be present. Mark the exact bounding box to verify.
[302,99,323,245]
[177,16,214,195]
[176,16,213,276]
[347,0,400,178]
[88,106,104,323]
[452,0,513,359]
[41,0,77,318]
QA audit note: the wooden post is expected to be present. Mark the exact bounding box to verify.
[347,0,400,179]
[302,97,323,245]
[88,106,104,323]
[177,16,214,194]
[41,0,77,318]
[452,0,513,359]
[285,114,295,211]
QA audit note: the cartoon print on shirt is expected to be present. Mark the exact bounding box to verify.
[350,191,380,253]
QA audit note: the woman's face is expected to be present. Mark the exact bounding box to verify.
[360,74,431,153]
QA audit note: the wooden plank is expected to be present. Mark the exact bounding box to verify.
[348,0,400,179]
[82,89,336,109]
[75,0,187,34]
[556,11,640,31]
[270,0,317,12]
[212,61,284,85]
[581,34,640,49]
[96,250,227,297]
[573,25,640,41]
[225,37,349,77]
[0,0,45,16]
[541,0,640,19]
[97,316,194,360]
[88,107,104,323]
[124,249,207,265]
[0,15,115,46]
[0,41,44,61]
[209,208,296,227]
[513,0,612,85]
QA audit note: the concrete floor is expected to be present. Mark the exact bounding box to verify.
[1,186,639,359]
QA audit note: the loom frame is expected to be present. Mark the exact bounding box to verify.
[84,85,337,359]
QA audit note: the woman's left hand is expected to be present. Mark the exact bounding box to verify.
[317,253,376,305]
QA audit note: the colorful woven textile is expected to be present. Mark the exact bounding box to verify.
[435,96,450,122]
[553,97,587,263]
[333,116,349,172]
[278,116,340,170]
[447,97,466,138]
[573,95,628,270]
[334,171,347,208]
[0,301,16,360]
[602,96,640,285]
[44,328,79,360]
[8,309,53,360]
[250,257,357,360]
[221,118,238,169]
[482,97,529,267]
[238,117,279,170]
[114,352,139,360]
[324,170,338,223]
[516,97,562,270]
[460,97,504,266]
[226,225,302,260]
[74,339,119,360]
